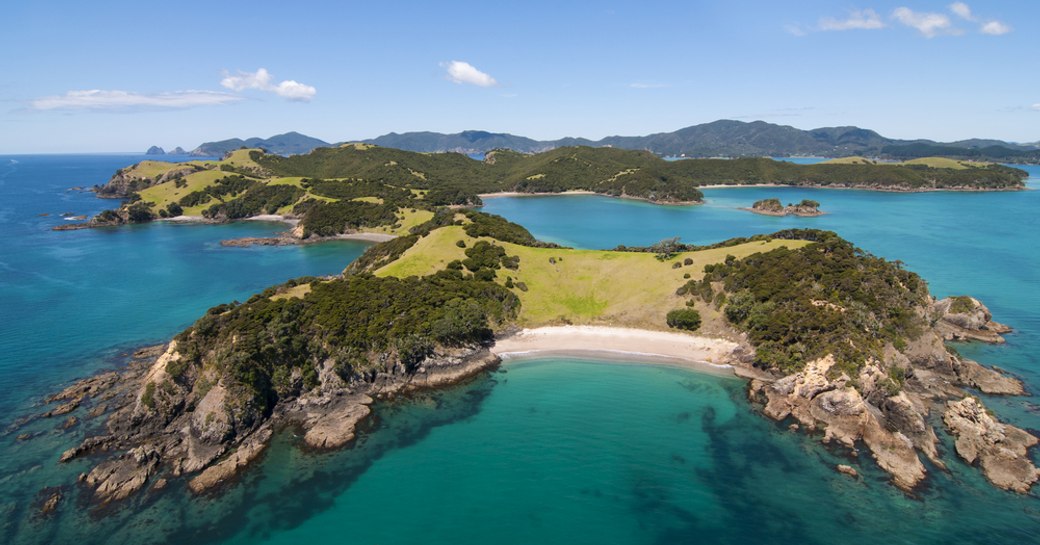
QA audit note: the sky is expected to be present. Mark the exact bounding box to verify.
[1,0,1037,152]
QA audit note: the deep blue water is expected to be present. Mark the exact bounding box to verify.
[1,156,1038,543]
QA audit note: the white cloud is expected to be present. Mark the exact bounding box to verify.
[980,20,1011,35]
[628,82,669,89]
[892,7,955,37]
[220,68,316,101]
[819,9,885,31]
[949,2,973,20]
[947,3,1011,35]
[1032,103,1040,111]
[30,89,241,111]
[443,61,497,87]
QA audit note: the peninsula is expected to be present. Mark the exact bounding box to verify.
[56,144,1026,238]
[32,210,1038,511]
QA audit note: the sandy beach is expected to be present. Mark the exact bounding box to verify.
[491,325,743,374]
[478,190,597,199]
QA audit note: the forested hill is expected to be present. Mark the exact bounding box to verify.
[257,144,1028,197]
[72,144,1026,236]
[191,132,330,157]
[187,120,1040,162]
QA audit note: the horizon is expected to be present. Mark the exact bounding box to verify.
[2,1,1037,153]
[2,118,1037,156]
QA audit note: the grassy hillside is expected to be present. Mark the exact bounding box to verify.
[376,223,809,328]
[821,156,992,170]
[85,144,1027,232]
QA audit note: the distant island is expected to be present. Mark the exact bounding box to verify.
[182,120,1040,163]
[32,215,1039,511]
[56,144,1027,237]
[145,146,188,156]
[745,198,823,217]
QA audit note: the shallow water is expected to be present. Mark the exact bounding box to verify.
[1,157,1038,543]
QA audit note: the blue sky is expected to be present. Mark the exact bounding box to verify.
[1,0,1036,152]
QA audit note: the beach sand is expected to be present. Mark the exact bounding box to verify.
[491,325,743,374]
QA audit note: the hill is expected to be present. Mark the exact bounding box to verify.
[191,131,331,157]
[179,121,1040,163]
[71,144,1027,234]
[360,120,1040,162]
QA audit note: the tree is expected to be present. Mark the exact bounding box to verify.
[666,308,702,331]
[650,236,682,260]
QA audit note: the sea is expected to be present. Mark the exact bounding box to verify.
[0,154,1037,544]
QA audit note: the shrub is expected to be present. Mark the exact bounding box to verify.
[666,309,702,331]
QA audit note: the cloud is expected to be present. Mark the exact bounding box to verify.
[30,89,241,111]
[947,2,1011,35]
[980,20,1011,35]
[1032,103,1040,111]
[220,68,316,101]
[819,9,885,31]
[443,61,498,87]
[949,2,973,20]
[628,82,669,89]
[892,7,956,37]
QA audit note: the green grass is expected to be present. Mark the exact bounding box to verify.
[138,170,245,214]
[822,156,992,170]
[376,225,811,328]
[821,156,875,165]
[901,157,991,169]
[220,148,264,170]
[124,160,183,179]
[270,283,313,301]
[366,208,435,236]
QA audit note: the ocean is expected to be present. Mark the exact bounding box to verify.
[0,155,1037,543]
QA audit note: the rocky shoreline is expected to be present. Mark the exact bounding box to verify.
[17,290,1038,515]
[747,296,1037,493]
[25,342,499,510]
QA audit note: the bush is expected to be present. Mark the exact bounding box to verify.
[666,309,702,331]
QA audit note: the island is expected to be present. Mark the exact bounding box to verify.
[745,198,823,217]
[31,143,1039,514]
[54,144,1027,239]
[30,207,1040,513]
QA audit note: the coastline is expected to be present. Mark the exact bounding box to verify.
[697,183,1025,193]
[738,207,825,217]
[491,325,744,374]
[477,190,701,206]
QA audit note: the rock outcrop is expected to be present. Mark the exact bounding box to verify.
[943,397,1040,493]
[47,341,500,506]
[750,356,929,490]
[747,317,1035,494]
[934,296,1012,344]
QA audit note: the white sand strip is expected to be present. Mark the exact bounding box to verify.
[491,326,742,373]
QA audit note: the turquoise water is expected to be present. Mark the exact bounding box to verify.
[1,157,1039,543]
